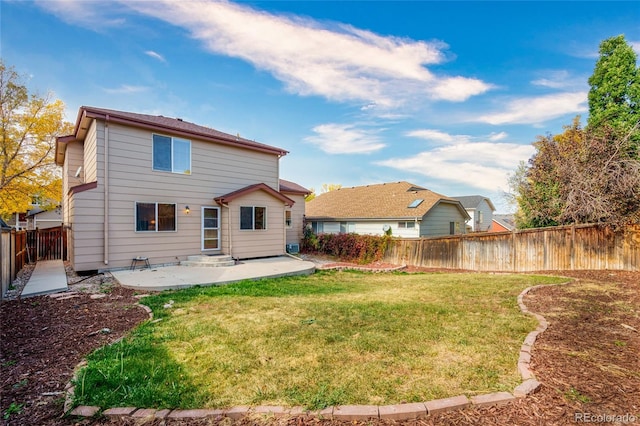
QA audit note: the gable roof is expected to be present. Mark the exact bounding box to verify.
[452,195,496,211]
[214,183,295,207]
[279,179,310,195]
[306,181,469,220]
[492,214,516,231]
[56,106,288,166]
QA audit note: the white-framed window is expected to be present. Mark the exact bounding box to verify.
[240,206,266,230]
[312,221,323,233]
[339,222,355,233]
[285,210,292,228]
[398,221,416,229]
[136,202,177,232]
[202,206,220,250]
[152,134,191,174]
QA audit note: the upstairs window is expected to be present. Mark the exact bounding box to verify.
[153,134,191,174]
[240,206,266,230]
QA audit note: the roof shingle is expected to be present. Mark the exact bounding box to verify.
[306,181,465,220]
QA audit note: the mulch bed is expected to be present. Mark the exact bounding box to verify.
[1,263,638,425]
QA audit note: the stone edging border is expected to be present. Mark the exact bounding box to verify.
[64,280,573,422]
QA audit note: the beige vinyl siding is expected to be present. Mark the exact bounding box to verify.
[83,120,99,183]
[67,183,105,271]
[63,142,84,224]
[284,193,306,245]
[420,202,467,237]
[225,190,286,259]
[88,122,282,269]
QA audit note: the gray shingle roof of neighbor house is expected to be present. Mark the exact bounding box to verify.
[492,214,516,231]
[279,179,311,195]
[452,195,496,211]
[305,181,470,220]
[55,106,288,166]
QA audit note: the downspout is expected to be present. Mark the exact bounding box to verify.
[283,204,287,255]
[222,203,232,259]
[104,115,110,265]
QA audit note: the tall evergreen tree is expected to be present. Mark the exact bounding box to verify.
[587,35,640,152]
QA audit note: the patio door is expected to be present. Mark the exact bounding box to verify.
[202,207,220,251]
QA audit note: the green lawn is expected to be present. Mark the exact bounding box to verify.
[73,270,565,410]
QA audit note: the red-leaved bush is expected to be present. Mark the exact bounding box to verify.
[302,228,392,264]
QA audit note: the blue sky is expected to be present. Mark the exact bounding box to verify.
[2,1,639,212]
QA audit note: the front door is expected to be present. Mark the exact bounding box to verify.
[202,207,220,251]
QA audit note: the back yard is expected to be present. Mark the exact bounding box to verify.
[1,267,638,425]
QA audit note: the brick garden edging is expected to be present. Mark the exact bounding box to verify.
[65,281,571,422]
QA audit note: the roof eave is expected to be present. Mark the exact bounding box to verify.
[76,106,289,156]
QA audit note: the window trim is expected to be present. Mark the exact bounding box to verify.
[135,202,177,232]
[285,210,292,228]
[202,206,221,251]
[152,133,192,175]
[398,221,416,229]
[240,206,267,231]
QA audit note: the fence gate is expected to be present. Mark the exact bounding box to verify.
[27,226,67,261]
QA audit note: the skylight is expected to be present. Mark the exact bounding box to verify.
[408,199,424,208]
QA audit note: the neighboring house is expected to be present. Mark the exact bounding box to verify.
[0,218,11,230]
[4,213,27,230]
[452,195,496,232]
[490,214,516,232]
[55,106,306,272]
[305,181,470,238]
[279,179,311,253]
[25,206,62,230]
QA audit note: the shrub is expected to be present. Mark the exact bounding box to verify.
[302,229,392,264]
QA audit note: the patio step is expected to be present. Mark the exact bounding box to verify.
[181,255,235,268]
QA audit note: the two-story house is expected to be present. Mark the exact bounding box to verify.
[452,195,495,232]
[55,106,306,273]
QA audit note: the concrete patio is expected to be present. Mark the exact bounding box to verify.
[111,256,316,291]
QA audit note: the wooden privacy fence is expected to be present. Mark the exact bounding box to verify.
[0,226,66,300]
[1,229,28,300]
[27,226,67,261]
[383,224,640,272]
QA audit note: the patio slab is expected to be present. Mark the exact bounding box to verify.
[111,256,315,291]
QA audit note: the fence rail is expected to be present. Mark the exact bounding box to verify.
[383,224,640,272]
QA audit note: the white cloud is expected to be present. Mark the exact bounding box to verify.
[145,50,166,63]
[405,129,471,144]
[631,41,640,56]
[35,0,126,28]
[489,132,508,141]
[531,70,572,89]
[305,123,386,154]
[103,84,150,94]
[377,142,535,191]
[474,92,588,125]
[113,0,491,108]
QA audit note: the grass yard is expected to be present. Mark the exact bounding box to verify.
[72,270,566,410]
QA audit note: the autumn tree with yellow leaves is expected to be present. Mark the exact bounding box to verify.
[0,61,72,218]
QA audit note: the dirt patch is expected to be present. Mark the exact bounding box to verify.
[1,262,638,425]
[0,266,149,426]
